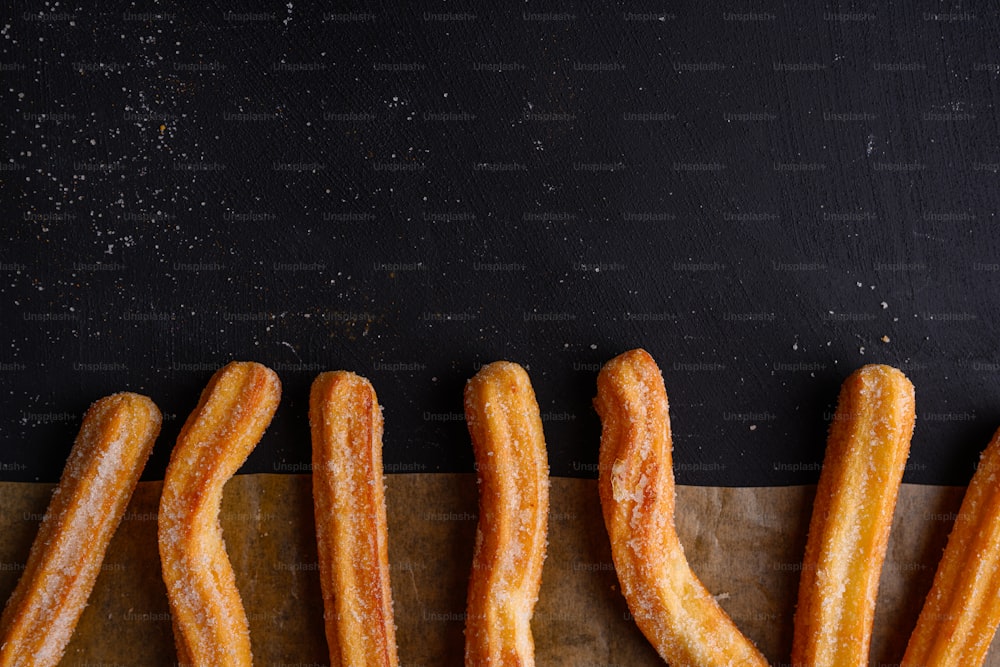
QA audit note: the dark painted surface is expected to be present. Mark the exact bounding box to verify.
[2,2,999,484]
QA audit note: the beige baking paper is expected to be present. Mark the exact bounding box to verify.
[0,475,995,666]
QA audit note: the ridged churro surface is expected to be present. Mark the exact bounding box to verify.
[310,371,398,667]
[595,349,768,667]
[0,392,160,667]
[158,361,280,667]
[792,364,915,667]
[463,361,549,666]
[901,426,1000,667]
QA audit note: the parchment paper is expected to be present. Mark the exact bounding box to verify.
[0,475,994,666]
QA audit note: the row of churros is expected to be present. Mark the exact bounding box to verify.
[0,351,998,665]
[598,351,1000,667]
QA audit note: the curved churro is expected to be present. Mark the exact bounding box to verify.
[901,426,1000,666]
[463,361,549,666]
[158,361,280,666]
[0,392,160,667]
[310,371,398,667]
[594,348,768,666]
[792,364,915,667]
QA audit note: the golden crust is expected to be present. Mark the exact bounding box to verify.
[901,426,1000,666]
[158,361,280,667]
[594,349,767,667]
[309,371,398,667]
[792,364,915,667]
[463,361,549,667]
[0,392,161,667]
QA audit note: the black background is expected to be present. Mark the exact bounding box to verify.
[2,2,999,485]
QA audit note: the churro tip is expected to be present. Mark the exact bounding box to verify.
[467,360,530,383]
[309,371,378,424]
[313,369,368,383]
[850,363,915,390]
[218,359,282,388]
[464,362,534,412]
[597,348,661,380]
[91,392,162,425]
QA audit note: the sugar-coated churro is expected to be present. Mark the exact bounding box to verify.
[792,364,915,667]
[158,361,280,666]
[310,371,398,667]
[0,392,161,667]
[901,425,1000,667]
[594,348,768,667]
[463,361,549,667]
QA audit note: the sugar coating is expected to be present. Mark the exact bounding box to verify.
[309,371,398,666]
[158,362,280,666]
[792,364,915,667]
[464,362,549,666]
[0,393,160,667]
[901,425,1000,665]
[595,349,768,667]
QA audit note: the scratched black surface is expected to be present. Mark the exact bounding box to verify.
[2,2,999,485]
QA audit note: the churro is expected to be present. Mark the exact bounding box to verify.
[463,361,549,666]
[158,361,280,666]
[0,392,160,667]
[310,371,398,666]
[594,348,768,666]
[901,425,1000,666]
[791,364,915,667]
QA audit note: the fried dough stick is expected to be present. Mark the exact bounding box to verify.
[158,362,280,666]
[0,393,160,667]
[310,371,398,667]
[463,362,549,666]
[595,349,768,667]
[902,426,1000,667]
[792,364,915,667]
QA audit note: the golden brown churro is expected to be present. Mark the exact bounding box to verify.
[310,371,398,667]
[901,426,1000,666]
[0,392,160,667]
[463,361,549,666]
[792,364,915,667]
[158,361,280,666]
[595,348,768,666]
